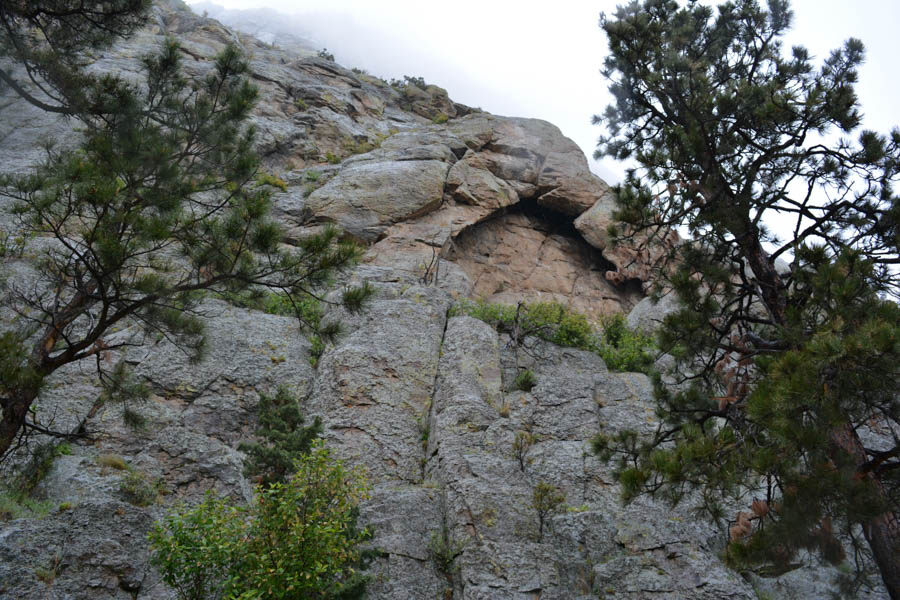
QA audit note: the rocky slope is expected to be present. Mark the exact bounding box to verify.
[0,2,887,599]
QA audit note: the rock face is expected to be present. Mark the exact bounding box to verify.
[0,3,888,600]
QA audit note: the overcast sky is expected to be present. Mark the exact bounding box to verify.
[187,0,900,186]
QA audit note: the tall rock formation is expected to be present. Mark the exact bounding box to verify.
[0,3,887,599]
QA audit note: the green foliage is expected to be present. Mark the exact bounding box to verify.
[325,151,342,164]
[449,299,655,373]
[0,230,27,259]
[149,441,371,600]
[0,1,152,117]
[308,334,327,368]
[595,0,900,591]
[429,527,467,577]
[305,170,322,182]
[10,442,68,497]
[0,491,54,521]
[595,314,655,373]
[294,97,308,110]
[238,387,322,488]
[0,24,372,460]
[256,172,288,192]
[512,430,536,472]
[431,113,449,124]
[531,481,565,541]
[118,469,164,506]
[389,75,427,90]
[514,369,536,392]
[96,454,129,471]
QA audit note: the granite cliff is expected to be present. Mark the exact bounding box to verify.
[0,3,887,599]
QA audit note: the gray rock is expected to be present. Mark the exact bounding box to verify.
[305,159,450,242]
[626,292,681,335]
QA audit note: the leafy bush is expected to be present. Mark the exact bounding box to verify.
[450,299,655,373]
[238,387,322,488]
[595,314,655,373]
[149,441,371,600]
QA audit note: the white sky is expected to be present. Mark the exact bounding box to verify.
[188,0,900,186]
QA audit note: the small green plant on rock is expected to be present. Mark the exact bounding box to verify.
[531,481,565,541]
[119,469,164,506]
[34,553,62,585]
[514,369,536,392]
[256,171,288,192]
[512,430,536,472]
[325,151,341,164]
[429,526,468,592]
[450,299,655,373]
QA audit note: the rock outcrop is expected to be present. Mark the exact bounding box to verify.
[0,3,888,600]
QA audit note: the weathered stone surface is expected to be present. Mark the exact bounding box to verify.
[626,292,681,335]
[0,500,162,600]
[448,210,642,320]
[304,159,450,242]
[0,3,886,600]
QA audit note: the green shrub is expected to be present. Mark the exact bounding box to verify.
[449,299,655,373]
[239,387,322,487]
[308,334,326,367]
[429,527,467,578]
[96,453,129,471]
[295,97,308,110]
[432,113,449,124]
[595,314,655,373]
[219,289,324,324]
[0,492,53,521]
[325,152,341,164]
[256,171,288,192]
[512,430,536,472]
[514,369,536,392]
[305,169,321,182]
[149,441,371,600]
[531,481,565,541]
[119,469,164,506]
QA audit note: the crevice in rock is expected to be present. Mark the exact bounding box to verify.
[421,306,451,482]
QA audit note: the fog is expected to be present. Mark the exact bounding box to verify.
[187,0,900,186]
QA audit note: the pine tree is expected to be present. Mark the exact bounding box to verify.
[591,0,900,595]
[0,14,371,460]
[0,1,152,116]
[239,386,323,488]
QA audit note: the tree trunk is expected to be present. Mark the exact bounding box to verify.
[0,389,39,460]
[831,424,900,599]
